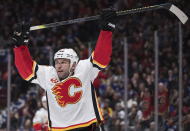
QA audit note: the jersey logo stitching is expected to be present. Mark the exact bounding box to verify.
[50,78,59,83]
[52,77,83,107]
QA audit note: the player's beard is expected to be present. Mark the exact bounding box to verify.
[57,71,70,81]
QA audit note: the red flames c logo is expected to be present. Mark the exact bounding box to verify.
[52,77,83,107]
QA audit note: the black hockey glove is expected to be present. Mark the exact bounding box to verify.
[100,8,117,32]
[11,22,30,47]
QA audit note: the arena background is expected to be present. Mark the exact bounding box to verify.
[0,0,190,131]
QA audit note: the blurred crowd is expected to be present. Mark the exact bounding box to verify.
[0,0,190,131]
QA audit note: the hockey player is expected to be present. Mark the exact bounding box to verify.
[33,96,48,131]
[12,9,116,131]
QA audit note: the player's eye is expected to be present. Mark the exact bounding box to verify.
[61,61,69,64]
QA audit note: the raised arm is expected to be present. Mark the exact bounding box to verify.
[92,9,116,69]
[11,22,37,81]
[92,31,112,69]
[14,45,37,81]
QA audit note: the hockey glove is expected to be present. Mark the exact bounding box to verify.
[11,21,30,47]
[100,8,117,32]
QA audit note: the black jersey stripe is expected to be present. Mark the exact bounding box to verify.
[90,57,103,70]
[46,91,52,129]
[28,64,38,82]
[91,83,101,122]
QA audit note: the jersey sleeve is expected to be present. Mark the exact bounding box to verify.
[91,30,112,70]
[88,58,101,82]
[14,45,37,81]
[88,30,112,81]
[13,45,52,90]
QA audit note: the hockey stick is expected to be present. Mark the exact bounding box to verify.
[30,3,188,31]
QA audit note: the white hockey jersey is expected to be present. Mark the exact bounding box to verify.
[31,58,103,130]
[13,30,112,130]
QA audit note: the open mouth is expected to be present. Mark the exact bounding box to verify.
[57,71,64,73]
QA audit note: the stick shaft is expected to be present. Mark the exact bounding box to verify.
[30,3,172,31]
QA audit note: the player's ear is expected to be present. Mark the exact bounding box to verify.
[70,62,77,72]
